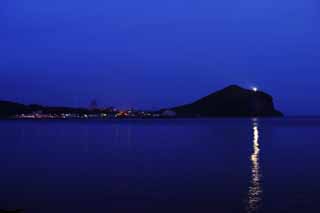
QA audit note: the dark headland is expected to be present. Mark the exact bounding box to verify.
[165,85,283,117]
[0,85,283,118]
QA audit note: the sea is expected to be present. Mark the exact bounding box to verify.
[1,118,320,213]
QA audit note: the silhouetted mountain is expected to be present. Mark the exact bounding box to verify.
[169,85,283,117]
[0,101,29,118]
[0,101,98,118]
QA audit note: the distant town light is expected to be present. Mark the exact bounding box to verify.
[252,87,258,92]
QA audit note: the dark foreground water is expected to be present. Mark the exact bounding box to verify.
[1,118,320,213]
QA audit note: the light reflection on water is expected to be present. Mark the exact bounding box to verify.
[3,119,320,212]
[247,119,263,213]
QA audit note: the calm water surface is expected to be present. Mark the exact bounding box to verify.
[1,118,320,213]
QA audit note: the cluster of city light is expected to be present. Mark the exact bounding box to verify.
[15,109,169,120]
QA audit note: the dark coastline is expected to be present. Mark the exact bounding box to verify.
[0,85,283,119]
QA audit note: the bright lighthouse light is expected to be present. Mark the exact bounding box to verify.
[252,87,258,92]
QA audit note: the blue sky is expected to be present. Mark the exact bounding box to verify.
[1,0,320,114]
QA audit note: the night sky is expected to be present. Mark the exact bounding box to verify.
[1,0,319,115]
